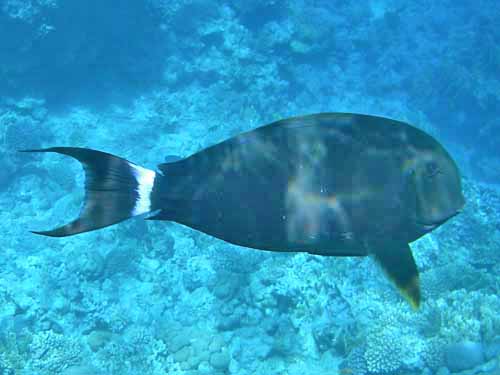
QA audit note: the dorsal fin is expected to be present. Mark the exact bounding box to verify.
[158,155,184,174]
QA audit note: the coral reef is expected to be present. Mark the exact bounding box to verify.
[29,330,82,374]
[364,327,404,374]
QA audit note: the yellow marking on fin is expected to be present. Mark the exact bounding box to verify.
[398,275,420,310]
[371,242,421,310]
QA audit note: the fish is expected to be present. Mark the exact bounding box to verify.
[23,113,465,308]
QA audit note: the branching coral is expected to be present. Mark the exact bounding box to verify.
[343,346,368,375]
[438,290,483,343]
[421,337,446,370]
[364,327,403,374]
[0,332,25,375]
[29,330,82,374]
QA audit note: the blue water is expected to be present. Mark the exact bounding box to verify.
[1,1,499,374]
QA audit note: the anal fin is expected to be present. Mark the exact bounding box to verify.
[146,209,173,221]
[145,199,201,226]
[371,242,421,309]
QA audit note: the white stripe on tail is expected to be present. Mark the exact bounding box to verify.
[129,162,157,216]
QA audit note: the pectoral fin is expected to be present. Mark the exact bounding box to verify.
[371,242,420,309]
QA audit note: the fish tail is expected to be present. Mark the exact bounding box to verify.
[22,147,158,237]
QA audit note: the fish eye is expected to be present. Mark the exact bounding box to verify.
[425,161,440,177]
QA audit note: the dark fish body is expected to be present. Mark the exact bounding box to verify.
[25,113,465,308]
[157,113,453,253]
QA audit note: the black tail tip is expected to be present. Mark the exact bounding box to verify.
[30,230,61,237]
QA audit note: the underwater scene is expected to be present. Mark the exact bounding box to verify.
[1,1,499,374]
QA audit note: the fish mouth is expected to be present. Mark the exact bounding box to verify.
[416,210,461,230]
[417,221,443,231]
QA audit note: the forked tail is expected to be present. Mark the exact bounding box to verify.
[22,147,157,237]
